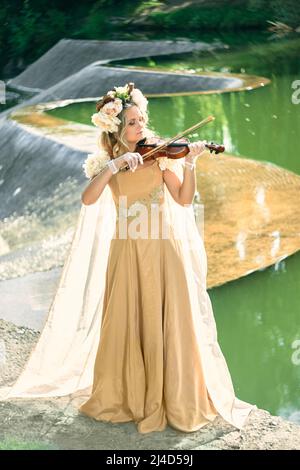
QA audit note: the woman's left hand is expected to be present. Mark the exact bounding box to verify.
[186,140,207,163]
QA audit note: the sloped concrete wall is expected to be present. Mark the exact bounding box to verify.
[8,64,243,108]
[9,38,221,91]
[0,120,86,218]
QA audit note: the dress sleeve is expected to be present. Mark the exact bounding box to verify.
[82,149,111,180]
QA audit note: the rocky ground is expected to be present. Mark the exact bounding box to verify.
[0,318,300,450]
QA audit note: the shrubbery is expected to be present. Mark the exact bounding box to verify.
[0,0,299,78]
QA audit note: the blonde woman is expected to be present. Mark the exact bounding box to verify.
[78,83,256,433]
[2,83,255,436]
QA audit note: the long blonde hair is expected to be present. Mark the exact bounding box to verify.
[98,102,155,159]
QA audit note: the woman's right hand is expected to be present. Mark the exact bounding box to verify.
[115,152,144,172]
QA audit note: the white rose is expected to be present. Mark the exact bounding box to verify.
[91,112,103,127]
[131,88,148,112]
[102,98,123,117]
[91,111,121,133]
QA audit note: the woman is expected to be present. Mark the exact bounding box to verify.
[78,83,256,433]
[1,83,256,435]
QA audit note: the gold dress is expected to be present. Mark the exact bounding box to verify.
[1,155,255,429]
[78,159,219,433]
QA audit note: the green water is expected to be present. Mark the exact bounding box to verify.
[211,250,300,422]
[47,35,300,421]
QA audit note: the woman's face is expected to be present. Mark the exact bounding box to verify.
[123,105,146,147]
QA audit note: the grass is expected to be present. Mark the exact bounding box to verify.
[0,436,59,450]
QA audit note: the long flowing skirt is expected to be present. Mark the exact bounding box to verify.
[79,236,218,433]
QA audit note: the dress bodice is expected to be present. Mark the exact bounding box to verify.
[108,158,164,208]
[108,159,166,239]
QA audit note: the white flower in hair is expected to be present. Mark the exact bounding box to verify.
[131,88,148,113]
[91,83,148,135]
[91,111,121,133]
[102,98,123,117]
[82,149,111,179]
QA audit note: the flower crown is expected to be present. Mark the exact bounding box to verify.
[91,82,148,134]
[82,83,148,179]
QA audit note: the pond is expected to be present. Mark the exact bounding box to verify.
[45,34,300,422]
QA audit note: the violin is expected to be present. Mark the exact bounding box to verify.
[119,115,224,172]
[136,137,225,161]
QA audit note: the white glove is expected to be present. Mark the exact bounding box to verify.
[115,152,144,172]
[186,140,207,163]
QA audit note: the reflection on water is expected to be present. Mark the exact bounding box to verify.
[210,250,300,421]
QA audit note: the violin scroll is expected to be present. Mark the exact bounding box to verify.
[205,142,225,154]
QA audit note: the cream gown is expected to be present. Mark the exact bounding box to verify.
[78,158,220,433]
[0,154,255,430]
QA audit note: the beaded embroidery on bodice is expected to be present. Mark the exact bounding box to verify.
[108,159,166,239]
[109,159,164,215]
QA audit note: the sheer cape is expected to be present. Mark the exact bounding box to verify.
[0,159,256,429]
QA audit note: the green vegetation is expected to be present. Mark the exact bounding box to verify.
[0,0,299,78]
[0,435,58,450]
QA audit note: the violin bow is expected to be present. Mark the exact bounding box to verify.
[119,115,215,172]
